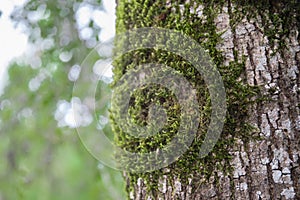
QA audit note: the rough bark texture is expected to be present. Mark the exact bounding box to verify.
[214,3,300,200]
[115,1,300,199]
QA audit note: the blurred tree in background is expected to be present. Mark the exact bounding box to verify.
[0,0,125,199]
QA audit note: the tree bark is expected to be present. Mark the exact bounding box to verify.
[114,1,300,199]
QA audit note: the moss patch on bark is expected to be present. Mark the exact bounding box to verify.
[111,0,299,198]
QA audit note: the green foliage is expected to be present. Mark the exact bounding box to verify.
[0,0,125,199]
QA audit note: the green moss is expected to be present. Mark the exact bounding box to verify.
[236,0,299,50]
[112,0,299,199]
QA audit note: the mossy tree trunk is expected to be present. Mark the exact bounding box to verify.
[114,0,300,199]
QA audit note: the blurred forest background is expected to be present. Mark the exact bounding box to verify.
[0,0,125,199]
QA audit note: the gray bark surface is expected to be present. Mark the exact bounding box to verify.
[116,1,300,199]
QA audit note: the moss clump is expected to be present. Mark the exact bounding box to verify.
[234,0,300,50]
[112,0,298,199]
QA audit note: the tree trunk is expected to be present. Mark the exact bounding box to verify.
[113,1,300,199]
